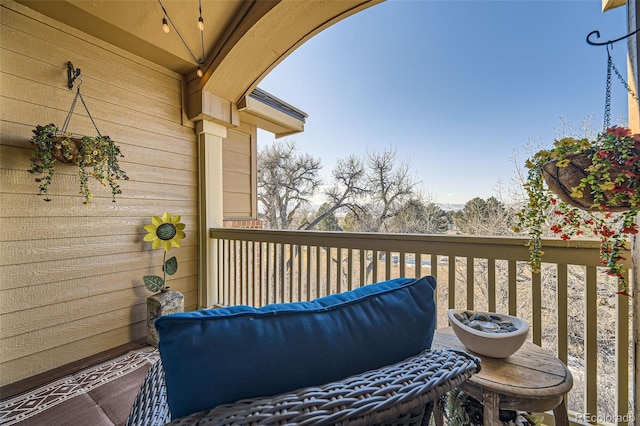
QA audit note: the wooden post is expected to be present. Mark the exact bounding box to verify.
[196,120,227,309]
[626,1,639,422]
[633,229,639,424]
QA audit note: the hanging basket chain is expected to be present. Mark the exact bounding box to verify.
[603,44,640,130]
[77,90,102,137]
[610,55,640,104]
[59,78,103,137]
[604,50,613,129]
[61,90,80,135]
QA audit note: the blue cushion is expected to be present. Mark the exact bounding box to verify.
[156,275,437,420]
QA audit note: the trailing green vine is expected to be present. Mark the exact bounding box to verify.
[28,123,129,203]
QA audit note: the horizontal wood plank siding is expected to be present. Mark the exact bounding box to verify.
[222,123,256,219]
[0,1,198,387]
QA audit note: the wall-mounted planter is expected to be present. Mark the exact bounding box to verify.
[28,123,128,203]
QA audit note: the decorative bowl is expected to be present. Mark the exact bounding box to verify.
[447,309,529,358]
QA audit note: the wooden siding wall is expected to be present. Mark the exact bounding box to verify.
[0,1,199,387]
[223,122,257,220]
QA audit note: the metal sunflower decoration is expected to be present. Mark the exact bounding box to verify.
[143,212,186,292]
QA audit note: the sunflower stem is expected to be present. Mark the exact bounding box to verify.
[162,251,167,290]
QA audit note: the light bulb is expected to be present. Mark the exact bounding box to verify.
[196,66,203,78]
[162,17,170,33]
[197,16,205,31]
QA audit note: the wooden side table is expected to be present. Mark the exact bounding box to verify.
[432,327,573,426]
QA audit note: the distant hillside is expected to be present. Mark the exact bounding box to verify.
[436,203,464,212]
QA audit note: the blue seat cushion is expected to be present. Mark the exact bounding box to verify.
[156,275,437,420]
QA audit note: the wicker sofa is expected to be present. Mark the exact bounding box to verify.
[126,276,481,425]
[127,347,480,425]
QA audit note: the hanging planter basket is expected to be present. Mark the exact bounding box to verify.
[541,152,630,212]
[50,135,82,164]
[28,71,128,203]
[49,135,98,166]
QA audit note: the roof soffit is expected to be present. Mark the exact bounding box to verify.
[15,0,247,75]
[195,0,383,104]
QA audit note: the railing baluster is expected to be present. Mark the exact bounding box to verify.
[488,258,496,313]
[532,269,542,346]
[347,249,354,290]
[337,247,343,293]
[508,260,517,316]
[467,257,474,310]
[288,244,294,302]
[430,254,438,311]
[359,249,366,287]
[233,240,238,305]
[297,245,302,302]
[259,242,265,306]
[585,265,598,418]
[616,270,630,426]
[306,245,311,301]
[316,246,321,299]
[557,264,568,364]
[236,240,241,304]
[266,242,272,305]
[323,246,333,296]
[231,240,236,304]
[273,243,278,303]
[251,241,257,306]
[373,250,379,283]
[235,239,240,304]
[246,241,251,306]
[280,243,286,303]
[448,256,456,309]
[219,239,224,305]
[430,254,438,282]
[399,252,406,278]
[385,250,391,281]
[275,243,280,303]
[240,240,246,305]
[226,240,232,305]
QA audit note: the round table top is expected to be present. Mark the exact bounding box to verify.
[432,327,573,400]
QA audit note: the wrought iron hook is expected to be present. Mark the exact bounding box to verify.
[67,61,81,90]
[586,28,640,46]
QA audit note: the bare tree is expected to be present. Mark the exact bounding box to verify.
[302,148,421,233]
[453,196,516,236]
[364,148,417,232]
[386,198,449,234]
[258,140,322,229]
[301,155,367,230]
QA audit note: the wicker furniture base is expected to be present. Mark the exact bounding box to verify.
[125,357,170,426]
[127,348,480,426]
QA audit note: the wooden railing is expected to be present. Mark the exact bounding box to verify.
[209,228,633,425]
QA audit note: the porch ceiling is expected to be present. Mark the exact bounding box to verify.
[16,0,382,105]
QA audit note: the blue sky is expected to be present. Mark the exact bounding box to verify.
[257,0,631,206]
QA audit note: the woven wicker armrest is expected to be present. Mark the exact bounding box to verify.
[166,348,480,426]
[126,360,171,426]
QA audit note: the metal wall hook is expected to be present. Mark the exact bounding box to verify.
[586,28,640,46]
[67,61,81,90]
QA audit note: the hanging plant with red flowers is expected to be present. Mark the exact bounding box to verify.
[515,126,640,296]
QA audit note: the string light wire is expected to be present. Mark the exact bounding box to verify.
[157,0,205,74]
